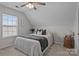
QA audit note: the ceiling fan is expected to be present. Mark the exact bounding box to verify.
[16,2,46,10]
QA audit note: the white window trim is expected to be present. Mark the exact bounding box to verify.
[2,14,18,38]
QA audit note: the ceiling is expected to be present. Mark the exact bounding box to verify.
[24,2,77,27]
[0,2,77,12]
[0,2,78,28]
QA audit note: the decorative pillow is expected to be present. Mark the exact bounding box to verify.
[42,29,46,35]
[30,28,35,33]
[37,29,42,35]
[37,31,42,35]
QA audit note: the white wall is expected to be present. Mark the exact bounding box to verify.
[25,2,77,45]
[0,4,32,49]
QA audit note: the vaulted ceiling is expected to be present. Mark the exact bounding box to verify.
[25,2,77,27]
[0,2,77,28]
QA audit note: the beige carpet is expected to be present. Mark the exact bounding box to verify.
[0,44,76,56]
[46,44,76,56]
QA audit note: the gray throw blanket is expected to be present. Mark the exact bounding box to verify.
[19,35,48,52]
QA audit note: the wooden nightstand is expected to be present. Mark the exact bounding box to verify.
[64,35,74,48]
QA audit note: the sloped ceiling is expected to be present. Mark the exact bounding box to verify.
[25,2,77,28]
[0,2,77,27]
[0,2,29,12]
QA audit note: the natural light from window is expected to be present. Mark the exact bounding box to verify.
[2,14,17,37]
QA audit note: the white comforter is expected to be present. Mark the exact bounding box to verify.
[15,34,53,56]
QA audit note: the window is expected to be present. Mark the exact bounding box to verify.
[2,14,17,37]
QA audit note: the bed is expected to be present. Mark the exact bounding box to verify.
[15,31,54,56]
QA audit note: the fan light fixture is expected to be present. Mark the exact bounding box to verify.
[16,2,46,10]
[26,3,34,8]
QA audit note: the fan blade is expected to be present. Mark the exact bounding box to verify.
[20,3,27,7]
[38,2,46,5]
